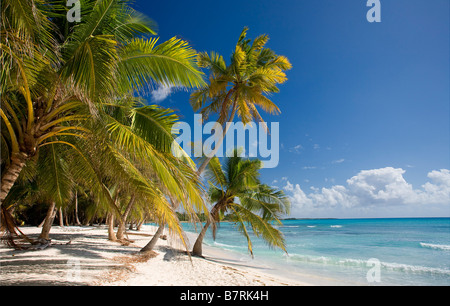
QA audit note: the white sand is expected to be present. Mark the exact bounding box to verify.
[0,225,309,286]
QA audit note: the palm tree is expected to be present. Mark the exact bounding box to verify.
[104,102,209,249]
[1,0,205,204]
[190,27,292,174]
[1,0,208,248]
[192,150,290,257]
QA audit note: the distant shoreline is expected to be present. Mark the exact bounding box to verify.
[281,218,337,220]
[176,216,450,225]
[281,216,450,220]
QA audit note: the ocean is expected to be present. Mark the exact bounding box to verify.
[183,218,450,286]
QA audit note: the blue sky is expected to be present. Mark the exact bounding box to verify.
[135,0,449,218]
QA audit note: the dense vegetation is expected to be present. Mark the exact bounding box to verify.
[1,0,291,256]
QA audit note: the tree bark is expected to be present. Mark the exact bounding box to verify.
[107,213,117,241]
[192,200,223,257]
[74,191,81,225]
[39,202,56,240]
[0,152,28,206]
[136,218,144,231]
[58,207,64,227]
[191,219,212,257]
[140,224,164,252]
[116,195,135,240]
[196,99,237,175]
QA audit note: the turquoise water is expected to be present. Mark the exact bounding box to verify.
[183,218,450,286]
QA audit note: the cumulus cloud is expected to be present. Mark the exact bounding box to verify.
[419,169,450,204]
[284,167,450,217]
[345,167,416,205]
[151,84,173,102]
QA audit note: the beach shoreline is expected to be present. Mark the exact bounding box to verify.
[0,225,309,286]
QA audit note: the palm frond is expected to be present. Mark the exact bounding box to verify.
[131,105,178,152]
[111,4,157,42]
[61,35,118,104]
[36,142,73,208]
[105,113,207,215]
[239,185,290,222]
[118,37,205,94]
[197,51,227,75]
[204,156,227,190]
[229,202,287,255]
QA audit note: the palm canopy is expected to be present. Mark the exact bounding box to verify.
[1,0,204,200]
[1,0,208,249]
[190,26,291,125]
[190,27,291,174]
[192,150,290,257]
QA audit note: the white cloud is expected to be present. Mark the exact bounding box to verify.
[345,167,416,205]
[419,169,450,204]
[332,158,345,164]
[151,84,173,102]
[284,167,450,217]
[289,144,303,154]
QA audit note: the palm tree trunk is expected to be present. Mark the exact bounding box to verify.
[136,218,145,231]
[116,195,135,240]
[197,156,212,175]
[197,99,238,174]
[0,152,28,206]
[191,219,212,257]
[65,209,69,226]
[58,207,64,227]
[74,191,81,225]
[140,224,164,252]
[107,213,117,241]
[140,195,178,252]
[39,202,56,240]
[192,201,222,257]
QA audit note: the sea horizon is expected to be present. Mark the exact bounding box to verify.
[283,216,450,220]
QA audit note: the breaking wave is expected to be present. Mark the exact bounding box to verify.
[283,253,450,276]
[420,243,450,251]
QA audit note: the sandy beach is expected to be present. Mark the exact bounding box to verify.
[0,225,308,286]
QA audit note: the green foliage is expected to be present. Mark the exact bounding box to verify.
[205,150,291,256]
[190,27,292,125]
[0,0,207,249]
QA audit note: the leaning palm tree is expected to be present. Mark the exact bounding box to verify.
[0,140,74,246]
[1,0,205,205]
[1,0,208,248]
[192,150,290,257]
[190,27,292,174]
[104,101,209,249]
